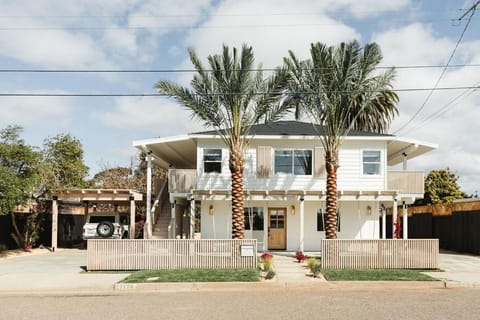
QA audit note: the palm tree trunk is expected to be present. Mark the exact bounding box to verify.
[325,150,339,239]
[230,146,245,239]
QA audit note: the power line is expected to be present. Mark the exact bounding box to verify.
[0,86,478,97]
[0,64,479,73]
[394,3,477,135]
[0,19,454,31]
[404,81,480,133]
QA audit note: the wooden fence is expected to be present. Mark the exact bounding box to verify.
[87,239,257,271]
[321,239,439,269]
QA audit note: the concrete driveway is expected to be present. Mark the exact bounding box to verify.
[424,251,480,286]
[0,249,129,294]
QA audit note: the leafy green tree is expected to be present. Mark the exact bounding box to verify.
[284,41,398,239]
[156,44,290,239]
[0,125,40,215]
[0,126,42,247]
[40,133,90,194]
[424,168,466,204]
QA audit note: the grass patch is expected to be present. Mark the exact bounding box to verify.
[121,268,261,283]
[321,269,438,281]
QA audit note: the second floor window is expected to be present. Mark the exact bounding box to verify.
[203,149,222,173]
[363,150,381,175]
[274,149,312,175]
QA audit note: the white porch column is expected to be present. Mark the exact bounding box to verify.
[392,199,398,239]
[129,196,135,239]
[170,200,176,239]
[382,205,386,239]
[144,152,152,239]
[51,196,58,252]
[402,201,408,239]
[299,197,305,252]
[263,205,268,252]
[190,197,195,239]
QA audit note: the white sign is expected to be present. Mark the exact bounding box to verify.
[240,244,255,257]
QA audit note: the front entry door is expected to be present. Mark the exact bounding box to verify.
[268,208,286,250]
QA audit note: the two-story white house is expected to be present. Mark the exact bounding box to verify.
[133,121,437,251]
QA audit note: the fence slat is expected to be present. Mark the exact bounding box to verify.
[87,239,257,271]
[321,239,439,269]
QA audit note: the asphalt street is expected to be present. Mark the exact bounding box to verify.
[1,287,479,320]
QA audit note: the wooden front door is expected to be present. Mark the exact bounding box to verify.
[268,208,286,250]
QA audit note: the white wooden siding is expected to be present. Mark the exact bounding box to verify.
[196,139,387,192]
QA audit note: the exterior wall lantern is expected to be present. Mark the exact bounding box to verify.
[209,204,214,215]
[291,205,295,215]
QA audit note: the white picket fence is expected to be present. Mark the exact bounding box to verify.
[87,239,257,271]
[321,239,439,269]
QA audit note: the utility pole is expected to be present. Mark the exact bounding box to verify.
[458,0,480,21]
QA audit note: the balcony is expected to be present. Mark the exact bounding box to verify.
[387,170,424,195]
[168,169,197,193]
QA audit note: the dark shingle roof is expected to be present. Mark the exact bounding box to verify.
[192,121,393,137]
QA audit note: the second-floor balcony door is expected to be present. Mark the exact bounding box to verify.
[268,208,286,250]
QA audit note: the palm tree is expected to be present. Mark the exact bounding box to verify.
[156,44,290,239]
[284,41,398,239]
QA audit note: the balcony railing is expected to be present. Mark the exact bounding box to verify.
[168,169,197,193]
[168,169,423,195]
[387,170,424,195]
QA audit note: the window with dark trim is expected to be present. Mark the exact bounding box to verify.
[316,208,341,232]
[244,207,264,231]
[203,149,222,173]
[363,150,381,175]
[274,149,312,175]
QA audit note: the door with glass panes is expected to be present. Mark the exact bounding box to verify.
[268,208,286,250]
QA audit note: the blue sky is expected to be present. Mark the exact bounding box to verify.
[0,0,479,194]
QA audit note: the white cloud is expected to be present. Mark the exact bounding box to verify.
[373,23,480,194]
[183,0,360,70]
[90,96,204,135]
[0,91,73,127]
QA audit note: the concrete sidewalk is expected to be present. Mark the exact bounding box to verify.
[270,252,326,287]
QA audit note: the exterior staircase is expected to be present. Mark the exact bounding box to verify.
[152,201,170,239]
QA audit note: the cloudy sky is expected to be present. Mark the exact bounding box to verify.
[0,0,479,194]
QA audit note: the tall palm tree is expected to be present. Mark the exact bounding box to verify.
[156,44,290,239]
[284,41,398,239]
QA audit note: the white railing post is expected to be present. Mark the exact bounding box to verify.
[299,197,305,252]
[145,152,152,239]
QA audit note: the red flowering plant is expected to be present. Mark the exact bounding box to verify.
[260,252,274,271]
[295,251,307,263]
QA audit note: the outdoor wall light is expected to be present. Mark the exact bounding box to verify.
[209,204,214,215]
[291,205,296,215]
[367,205,372,215]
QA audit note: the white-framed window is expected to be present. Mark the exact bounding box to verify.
[316,208,341,232]
[362,150,381,175]
[244,207,264,231]
[203,148,222,173]
[274,149,312,175]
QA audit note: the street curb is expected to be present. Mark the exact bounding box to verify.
[113,280,453,293]
[114,281,279,292]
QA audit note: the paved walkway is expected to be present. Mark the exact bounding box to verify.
[271,252,326,287]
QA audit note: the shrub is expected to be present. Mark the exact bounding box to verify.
[0,243,7,254]
[295,251,306,262]
[306,257,318,270]
[261,252,274,272]
[311,264,322,278]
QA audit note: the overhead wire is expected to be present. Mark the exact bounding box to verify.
[0,64,479,73]
[0,85,478,97]
[393,7,476,135]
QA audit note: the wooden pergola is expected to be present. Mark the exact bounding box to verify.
[50,189,143,252]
